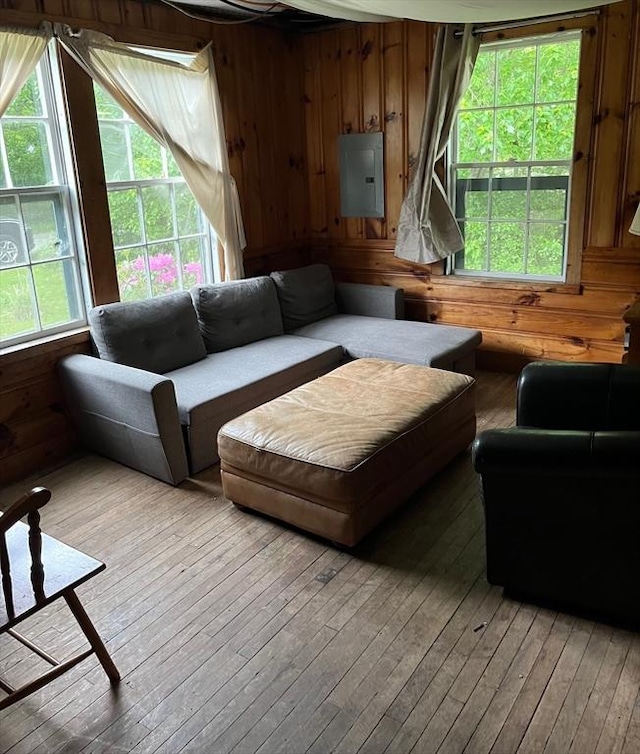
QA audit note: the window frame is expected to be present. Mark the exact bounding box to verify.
[0,46,89,349]
[445,16,598,289]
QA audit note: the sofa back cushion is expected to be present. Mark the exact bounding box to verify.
[191,277,283,353]
[89,291,206,374]
[270,264,338,331]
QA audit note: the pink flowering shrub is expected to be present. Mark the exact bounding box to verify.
[117,251,203,301]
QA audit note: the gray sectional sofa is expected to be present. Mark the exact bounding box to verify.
[59,264,482,485]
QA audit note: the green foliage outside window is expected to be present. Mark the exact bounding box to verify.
[453,34,581,279]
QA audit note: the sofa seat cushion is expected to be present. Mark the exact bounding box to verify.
[89,291,206,374]
[270,264,338,331]
[191,277,283,353]
[167,335,345,473]
[291,314,482,372]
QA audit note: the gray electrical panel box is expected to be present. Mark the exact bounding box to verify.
[339,132,384,218]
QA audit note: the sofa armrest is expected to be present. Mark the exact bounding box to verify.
[517,361,640,431]
[58,354,189,485]
[473,427,640,477]
[335,282,405,320]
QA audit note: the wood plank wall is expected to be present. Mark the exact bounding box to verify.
[0,0,312,484]
[303,1,640,370]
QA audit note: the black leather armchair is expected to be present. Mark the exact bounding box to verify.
[473,361,640,627]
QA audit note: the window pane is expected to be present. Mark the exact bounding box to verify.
[530,188,566,221]
[0,197,28,266]
[495,107,533,162]
[461,52,495,109]
[528,224,565,276]
[4,122,53,187]
[460,222,488,271]
[464,189,489,220]
[99,122,132,182]
[148,242,181,296]
[490,222,526,273]
[21,196,70,261]
[537,41,580,103]
[5,72,42,117]
[131,127,163,180]
[0,266,37,338]
[94,85,124,120]
[116,249,149,302]
[534,103,576,160]
[175,183,201,235]
[458,109,494,163]
[181,239,205,287]
[32,260,78,327]
[167,151,182,178]
[491,182,527,220]
[142,185,173,241]
[108,189,143,248]
[496,46,536,106]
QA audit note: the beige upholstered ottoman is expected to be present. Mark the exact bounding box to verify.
[218,358,476,547]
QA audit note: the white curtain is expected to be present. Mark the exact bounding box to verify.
[0,25,51,117]
[281,0,621,23]
[58,28,246,281]
[395,25,479,265]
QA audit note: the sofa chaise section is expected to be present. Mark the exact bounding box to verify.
[270,264,481,376]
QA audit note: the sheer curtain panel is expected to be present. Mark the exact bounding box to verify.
[395,25,479,265]
[0,25,51,116]
[59,28,246,281]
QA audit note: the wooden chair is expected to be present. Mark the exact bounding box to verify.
[0,487,120,709]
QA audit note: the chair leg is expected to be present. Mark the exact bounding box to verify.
[64,589,120,684]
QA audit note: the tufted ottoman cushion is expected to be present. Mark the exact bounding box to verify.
[218,359,476,546]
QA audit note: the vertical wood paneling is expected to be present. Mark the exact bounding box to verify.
[623,0,640,247]
[213,28,246,249]
[303,33,327,237]
[360,23,383,240]
[406,22,430,183]
[339,25,363,239]
[236,25,264,248]
[282,36,308,243]
[320,30,343,239]
[588,1,633,247]
[564,21,598,284]
[382,22,406,239]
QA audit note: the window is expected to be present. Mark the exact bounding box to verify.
[95,85,217,302]
[0,53,86,347]
[451,32,581,281]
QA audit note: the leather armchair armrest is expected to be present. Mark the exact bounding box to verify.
[473,428,640,477]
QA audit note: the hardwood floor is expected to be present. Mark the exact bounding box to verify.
[1,370,638,754]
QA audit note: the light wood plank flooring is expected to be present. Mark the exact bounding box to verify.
[1,371,638,754]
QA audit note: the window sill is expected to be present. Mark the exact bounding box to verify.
[0,327,91,362]
[434,275,581,296]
